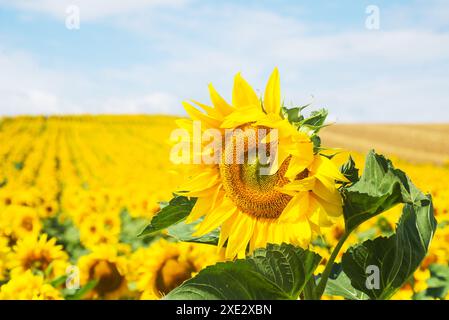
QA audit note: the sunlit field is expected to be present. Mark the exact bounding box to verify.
[1,115,448,300]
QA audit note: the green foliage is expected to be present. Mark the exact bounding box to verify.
[341,150,429,232]
[340,155,359,184]
[43,216,87,262]
[282,105,328,135]
[167,219,219,245]
[63,280,98,300]
[424,264,449,299]
[139,196,196,236]
[165,244,321,300]
[324,264,368,300]
[342,198,436,299]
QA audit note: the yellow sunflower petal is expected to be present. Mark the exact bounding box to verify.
[194,196,236,236]
[232,73,260,109]
[312,155,349,182]
[291,219,312,247]
[225,213,255,259]
[286,151,314,179]
[278,192,310,223]
[313,179,342,205]
[281,176,316,192]
[264,67,281,115]
[186,191,219,223]
[178,170,219,194]
[192,100,223,120]
[312,194,343,218]
[250,219,269,252]
[218,217,235,249]
[220,106,266,128]
[183,101,221,128]
[209,83,234,116]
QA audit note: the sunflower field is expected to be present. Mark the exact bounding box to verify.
[1,71,448,300]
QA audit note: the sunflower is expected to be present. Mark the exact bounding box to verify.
[77,245,129,299]
[176,68,348,259]
[129,239,223,299]
[37,199,59,218]
[0,236,10,281]
[0,270,62,300]
[2,205,42,240]
[9,233,69,279]
[79,213,121,248]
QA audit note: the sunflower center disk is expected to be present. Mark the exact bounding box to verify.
[219,126,291,219]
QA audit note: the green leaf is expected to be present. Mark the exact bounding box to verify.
[299,109,328,133]
[167,219,219,245]
[164,243,321,300]
[63,280,98,300]
[342,197,436,300]
[139,196,196,236]
[50,275,68,288]
[340,155,359,184]
[324,264,369,300]
[284,107,301,123]
[301,108,328,126]
[282,104,309,123]
[310,135,321,152]
[425,264,449,299]
[342,150,428,232]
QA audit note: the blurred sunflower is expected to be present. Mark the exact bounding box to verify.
[9,233,69,278]
[77,245,129,299]
[0,236,10,281]
[2,205,41,240]
[177,68,347,258]
[79,213,120,248]
[37,199,59,218]
[391,284,414,300]
[0,270,62,300]
[129,239,223,299]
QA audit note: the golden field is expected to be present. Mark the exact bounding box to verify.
[0,115,448,299]
[321,124,449,165]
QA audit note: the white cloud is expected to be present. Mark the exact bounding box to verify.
[98,93,182,114]
[0,48,181,116]
[0,0,187,21]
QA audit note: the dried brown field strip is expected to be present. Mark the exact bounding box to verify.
[320,124,449,164]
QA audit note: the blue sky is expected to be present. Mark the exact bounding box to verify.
[0,0,448,122]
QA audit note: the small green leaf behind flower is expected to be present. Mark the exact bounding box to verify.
[139,196,196,236]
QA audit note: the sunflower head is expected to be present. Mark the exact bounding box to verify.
[3,205,42,240]
[79,213,120,249]
[78,245,129,299]
[129,239,223,299]
[0,236,10,281]
[175,68,348,259]
[0,270,62,300]
[9,233,69,279]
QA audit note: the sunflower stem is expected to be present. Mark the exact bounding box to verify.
[303,277,317,300]
[314,231,351,299]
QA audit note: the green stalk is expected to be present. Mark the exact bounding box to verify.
[314,231,351,299]
[303,277,317,300]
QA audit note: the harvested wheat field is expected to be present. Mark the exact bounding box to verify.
[320,124,449,164]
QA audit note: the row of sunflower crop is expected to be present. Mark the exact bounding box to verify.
[0,115,448,299]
